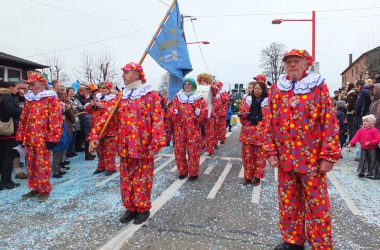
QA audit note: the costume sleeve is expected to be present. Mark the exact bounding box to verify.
[148,93,166,152]
[318,82,341,163]
[168,98,178,120]
[238,101,250,126]
[263,86,277,156]
[47,97,63,143]
[194,97,208,124]
[15,100,28,143]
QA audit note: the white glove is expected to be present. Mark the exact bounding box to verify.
[174,109,179,115]
[195,108,201,116]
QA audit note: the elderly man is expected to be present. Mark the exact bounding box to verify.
[16,74,63,202]
[89,62,166,225]
[265,50,341,250]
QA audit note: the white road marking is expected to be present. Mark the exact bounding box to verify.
[99,178,188,250]
[251,181,262,204]
[207,162,233,199]
[239,166,244,178]
[169,165,177,172]
[274,168,278,182]
[226,132,232,138]
[328,172,361,216]
[220,157,242,161]
[154,156,174,174]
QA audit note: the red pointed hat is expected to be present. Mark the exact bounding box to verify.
[282,49,313,66]
[215,81,223,87]
[26,73,47,84]
[121,62,146,83]
[105,81,113,90]
[253,74,266,84]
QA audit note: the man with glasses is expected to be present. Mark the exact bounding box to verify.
[265,50,340,250]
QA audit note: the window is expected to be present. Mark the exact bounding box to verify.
[7,68,21,82]
[0,67,4,80]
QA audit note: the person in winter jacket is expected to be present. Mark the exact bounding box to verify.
[335,101,347,148]
[369,83,380,130]
[348,114,380,179]
[354,79,373,124]
[346,83,359,141]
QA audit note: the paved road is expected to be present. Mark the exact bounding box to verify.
[1,129,380,250]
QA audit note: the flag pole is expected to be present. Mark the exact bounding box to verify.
[93,0,177,148]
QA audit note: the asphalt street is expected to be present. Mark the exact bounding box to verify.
[1,128,379,250]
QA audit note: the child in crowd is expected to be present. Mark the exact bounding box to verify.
[348,114,380,179]
[335,101,347,148]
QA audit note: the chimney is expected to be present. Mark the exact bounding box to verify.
[349,54,353,65]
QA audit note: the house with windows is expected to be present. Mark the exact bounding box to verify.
[340,46,380,86]
[0,52,48,82]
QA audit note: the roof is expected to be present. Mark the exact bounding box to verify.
[0,52,48,69]
[340,46,380,75]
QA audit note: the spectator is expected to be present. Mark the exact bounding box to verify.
[66,87,81,157]
[369,83,380,130]
[346,83,359,141]
[348,114,380,179]
[0,81,22,190]
[226,102,233,132]
[336,101,347,148]
[354,79,372,123]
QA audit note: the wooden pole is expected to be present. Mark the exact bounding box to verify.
[95,0,177,144]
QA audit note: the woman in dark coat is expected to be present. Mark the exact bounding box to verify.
[0,81,22,190]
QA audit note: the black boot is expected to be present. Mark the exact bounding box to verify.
[274,243,305,250]
[85,142,96,161]
[133,211,150,224]
[120,210,137,224]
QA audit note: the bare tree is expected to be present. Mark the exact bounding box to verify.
[158,72,170,96]
[95,52,117,83]
[79,49,96,83]
[44,55,64,81]
[260,42,286,84]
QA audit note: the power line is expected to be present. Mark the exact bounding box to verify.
[189,18,211,73]
[194,6,380,18]
[28,0,154,23]
[25,25,155,58]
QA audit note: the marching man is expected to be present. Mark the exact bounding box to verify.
[17,74,63,203]
[215,81,230,144]
[89,62,166,225]
[265,49,341,250]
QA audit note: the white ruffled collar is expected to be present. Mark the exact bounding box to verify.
[277,73,324,94]
[122,84,153,100]
[176,89,203,104]
[246,96,268,107]
[24,90,57,101]
[95,93,116,102]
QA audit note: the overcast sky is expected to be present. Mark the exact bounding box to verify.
[2,0,380,92]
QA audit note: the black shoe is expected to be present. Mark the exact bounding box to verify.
[119,210,137,224]
[133,211,150,224]
[178,174,187,180]
[66,152,77,157]
[274,243,304,250]
[0,185,3,191]
[220,141,225,144]
[105,170,116,176]
[85,154,96,161]
[63,160,70,165]
[214,145,219,150]
[53,174,63,178]
[243,179,251,185]
[2,182,16,189]
[188,176,198,181]
[94,169,105,175]
[358,173,365,178]
[60,163,71,170]
[208,153,214,156]
[59,170,67,175]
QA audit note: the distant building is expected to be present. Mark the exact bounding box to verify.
[341,46,380,86]
[230,83,245,100]
[0,52,48,82]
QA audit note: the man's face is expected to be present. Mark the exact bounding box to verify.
[53,81,63,93]
[122,70,139,85]
[17,83,28,96]
[284,56,309,81]
[29,81,44,95]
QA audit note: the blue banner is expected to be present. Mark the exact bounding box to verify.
[147,1,193,100]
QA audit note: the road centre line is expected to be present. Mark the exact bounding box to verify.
[154,156,174,174]
[251,182,262,204]
[239,166,244,178]
[207,162,233,199]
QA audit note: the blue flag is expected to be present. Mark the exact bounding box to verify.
[147,1,192,100]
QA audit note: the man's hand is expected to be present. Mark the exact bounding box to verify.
[319,159,334,173]
[89,140,99,153]
[174,109,179,115]
[268,155,279,168]
[195,108,201,116]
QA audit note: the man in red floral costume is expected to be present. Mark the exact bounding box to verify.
[265,50,341,250]
[17,74,63,202]
[215,81,230,144]
[197,73,221,156]
[160,94,173,146]
[89,62,166,225]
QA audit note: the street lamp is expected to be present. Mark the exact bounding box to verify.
[186,41,210,45]
[272,11,316,62]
